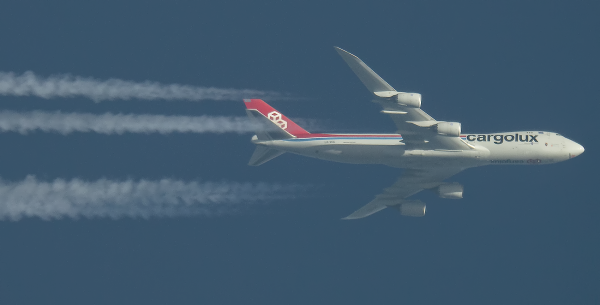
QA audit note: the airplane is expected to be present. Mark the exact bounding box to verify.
[242,47,585,219]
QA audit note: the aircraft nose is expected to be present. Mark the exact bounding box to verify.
[569,142,584,158]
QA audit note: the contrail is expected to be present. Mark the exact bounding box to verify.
[0,110,322,135]
[0,176,304,220]
[0,71,285,102]
[0,111,256,135]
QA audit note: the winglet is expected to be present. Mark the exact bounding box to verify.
[334,47,396,94]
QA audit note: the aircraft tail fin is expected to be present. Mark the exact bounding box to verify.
[244,99,310,140]
[248,145,285,166]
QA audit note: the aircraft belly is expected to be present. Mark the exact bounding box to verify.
[389,149,486,168]
[309,144,405,164]
[269,140,405,164]
[268,140,487,168]
[478,142,567,165]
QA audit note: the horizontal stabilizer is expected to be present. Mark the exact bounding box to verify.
[248,145,285,166]
[334,47,396,93]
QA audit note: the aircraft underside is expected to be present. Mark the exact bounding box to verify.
[264,141,487,169]
[241,47,584,219]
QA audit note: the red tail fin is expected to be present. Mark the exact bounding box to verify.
[243,99,310,136]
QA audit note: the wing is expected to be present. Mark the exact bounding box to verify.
[343,167,464,219]
[335,47,471,150]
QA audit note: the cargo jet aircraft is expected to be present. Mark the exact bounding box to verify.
[243,47,584,219]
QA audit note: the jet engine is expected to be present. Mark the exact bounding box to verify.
[396,92,421,108]
[437,183,463,199]
[436,121,461,137]
[399,201,426,217]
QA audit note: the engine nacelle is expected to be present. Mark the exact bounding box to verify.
[399,201,426,217]
[396,92,421,108]
[436,121,461,137]
[437,183,463,199]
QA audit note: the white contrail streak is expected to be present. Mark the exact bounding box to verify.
[0,111,255,135]
[0,71,284,102]
[0,176,303,220]
[0,111,322,135]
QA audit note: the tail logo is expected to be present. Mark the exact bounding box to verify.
[267,111,287,130]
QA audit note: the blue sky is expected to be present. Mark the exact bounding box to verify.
[0,1,598,304]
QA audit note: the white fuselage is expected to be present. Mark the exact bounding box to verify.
[254,131,584,169]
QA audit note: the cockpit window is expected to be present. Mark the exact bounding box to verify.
[556,133,561,136]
